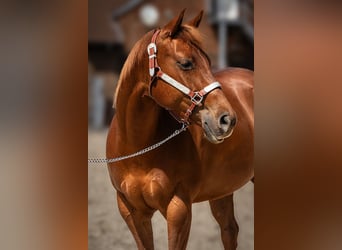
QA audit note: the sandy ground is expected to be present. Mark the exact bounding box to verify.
[88,128,253,250]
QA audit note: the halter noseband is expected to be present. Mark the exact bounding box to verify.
[147,29,221,124]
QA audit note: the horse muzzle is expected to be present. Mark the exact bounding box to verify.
[200,110,237,144]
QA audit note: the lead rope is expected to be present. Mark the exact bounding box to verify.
[88,123,188,164]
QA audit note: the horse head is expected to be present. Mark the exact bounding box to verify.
[149,10,237,144]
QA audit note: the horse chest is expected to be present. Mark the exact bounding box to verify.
[193,133,253,201]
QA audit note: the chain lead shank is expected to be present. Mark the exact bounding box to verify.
[88,123,188,164]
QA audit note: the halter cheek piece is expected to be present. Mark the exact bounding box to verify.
[147,29,222,124]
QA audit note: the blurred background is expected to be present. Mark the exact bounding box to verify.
[1,1,341,250]
[88,1,254,250]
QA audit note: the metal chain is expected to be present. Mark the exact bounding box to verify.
[88,123,188,165]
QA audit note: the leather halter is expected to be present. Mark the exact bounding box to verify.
[147,29,221,124]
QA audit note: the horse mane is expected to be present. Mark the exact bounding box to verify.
[113,25,209,107]
[113,30,153,108]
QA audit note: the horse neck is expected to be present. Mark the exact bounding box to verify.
[115,34,163,149]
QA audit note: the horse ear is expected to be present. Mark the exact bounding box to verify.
[163,9,186,37]
[187,10,204,28]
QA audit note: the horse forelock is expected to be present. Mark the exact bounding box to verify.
[178,25,203,47]
[177,25,211,65]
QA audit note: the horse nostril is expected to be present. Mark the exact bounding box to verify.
[230,117,236,127]
[220,115,229,125]
[218,113,230,131]
[218,114,237,132]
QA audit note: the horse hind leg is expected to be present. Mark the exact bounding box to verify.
[209,194,239,250]
[116,191,155,250]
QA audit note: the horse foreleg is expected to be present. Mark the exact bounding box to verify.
[166,192,192,250]
[209,194,239,250]
[116,192,154,250]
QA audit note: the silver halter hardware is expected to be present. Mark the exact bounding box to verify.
[147,29,222,124]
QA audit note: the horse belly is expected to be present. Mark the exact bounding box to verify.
[194,155,253,202]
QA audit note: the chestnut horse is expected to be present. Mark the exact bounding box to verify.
[106,10,253,250]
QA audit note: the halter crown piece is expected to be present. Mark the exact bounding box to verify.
[147,29,222,124]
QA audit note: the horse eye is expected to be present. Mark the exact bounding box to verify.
[177,60,193,70]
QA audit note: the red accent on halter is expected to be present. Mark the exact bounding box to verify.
[148,29,161,78]
[147,29,221,125]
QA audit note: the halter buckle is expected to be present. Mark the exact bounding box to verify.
[147,43,157,55]
[191,92,203,105]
